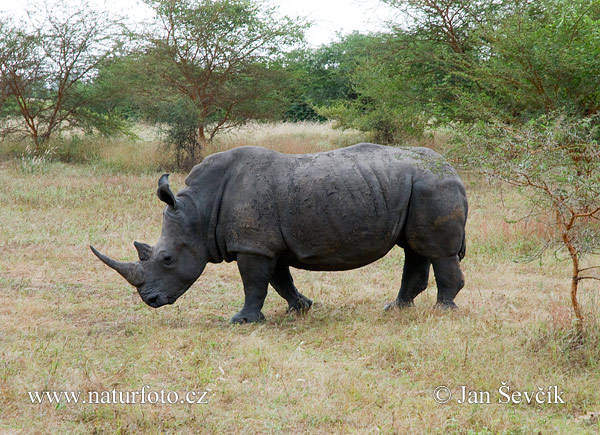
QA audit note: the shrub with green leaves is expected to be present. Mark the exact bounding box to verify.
[455,113,600,328]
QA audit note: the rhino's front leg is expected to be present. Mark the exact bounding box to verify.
[231,253,275,324]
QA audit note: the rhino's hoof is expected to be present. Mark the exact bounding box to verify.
[286,297,313,314]
[384,299,414,311]
[231,310,265,324]
[434,301,458,310]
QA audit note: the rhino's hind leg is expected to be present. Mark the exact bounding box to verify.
[431,255,464,309]
[231,253,275,324]
[385,248,431,311]
[270,263,313,314]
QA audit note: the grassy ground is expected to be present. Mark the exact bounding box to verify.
[1,123,599,434]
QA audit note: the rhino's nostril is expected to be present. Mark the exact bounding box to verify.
[147,295,159,306]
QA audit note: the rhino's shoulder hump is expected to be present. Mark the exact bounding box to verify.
[184,146,282,186]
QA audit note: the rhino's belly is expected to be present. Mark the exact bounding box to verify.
[279,240,395,271]
[278,211,404,271]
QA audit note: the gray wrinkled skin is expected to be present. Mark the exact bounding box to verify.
[91,143,468,323]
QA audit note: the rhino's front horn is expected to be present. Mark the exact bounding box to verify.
[90,245,144,287]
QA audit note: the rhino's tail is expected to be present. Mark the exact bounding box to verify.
[458,232,466,262]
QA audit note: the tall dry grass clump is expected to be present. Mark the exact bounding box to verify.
[1,122,369,173]
[206,121,369,155]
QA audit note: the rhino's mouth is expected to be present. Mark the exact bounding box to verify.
[138,282,193,308]
[137,283,174,308]
[143,293,175,308]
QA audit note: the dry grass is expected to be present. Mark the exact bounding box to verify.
[1,123,599,434]
[1,121,367,174]
[207,121,369,155]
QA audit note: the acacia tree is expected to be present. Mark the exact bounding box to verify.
[0,19,43,140]
[317,0,496,143]
[317,32,449,143]
[136,0,306,168]
[459,115,600,330]
[458,1,600,330]
[0,1,126,150]
[384,0,495,53]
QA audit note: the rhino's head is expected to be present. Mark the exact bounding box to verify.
[91,174,207,308]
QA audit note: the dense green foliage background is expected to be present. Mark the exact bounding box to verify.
[3,0,600,148]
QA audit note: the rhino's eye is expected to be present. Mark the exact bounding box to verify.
[162,255,175,266]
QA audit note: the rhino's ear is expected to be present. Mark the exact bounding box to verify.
[157,173,177,209]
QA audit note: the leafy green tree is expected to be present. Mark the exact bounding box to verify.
[457,114,600,330]
[283,32,384,122]
[449,0,600,123]
[317,33,451,143]
[0,1,126,150]
[0,19,40,137]
[444,0,600,329]
[133,0,306,169]
[315,0,495,142]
